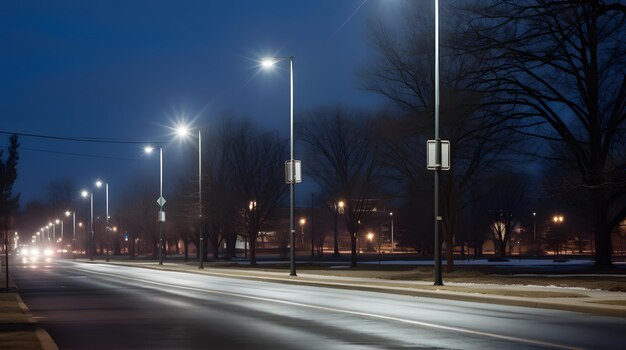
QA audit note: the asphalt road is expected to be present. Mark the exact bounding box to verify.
[10,257,626,350]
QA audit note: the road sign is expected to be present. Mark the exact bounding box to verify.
[158,211,166,222]
[156,196,166,207]
[427,140,451,170]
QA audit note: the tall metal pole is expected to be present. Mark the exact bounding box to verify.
[90,193,94,261]
[433,0,443,286]
[198,130,204,269]
[72,212,76,258]
[105,182,109,262]
[60,220,64,258]
[390,212,394,254]
[159,147,164,265]
[333,203,339,257]
[533,212,536,241]
[289,56,297,277]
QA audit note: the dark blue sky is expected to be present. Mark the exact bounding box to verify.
[1,0,405,206]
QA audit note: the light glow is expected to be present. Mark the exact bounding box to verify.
[144,146,154,154]
[81,190,89,198]
[95,180,103,188]
[261,57,276,68]
[175,123,191,138]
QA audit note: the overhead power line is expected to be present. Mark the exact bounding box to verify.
[0,131,165,145]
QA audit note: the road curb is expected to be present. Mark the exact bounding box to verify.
[15,294,60,350]
[80,260,626,318]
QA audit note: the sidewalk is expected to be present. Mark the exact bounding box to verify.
[0,261,58,350]
[77,259,626,318]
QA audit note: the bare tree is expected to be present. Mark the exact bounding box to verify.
[223,120,287,265]
[300,106,386,267]
[466,0,626,268]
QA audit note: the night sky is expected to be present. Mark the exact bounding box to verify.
[1,0,400,206]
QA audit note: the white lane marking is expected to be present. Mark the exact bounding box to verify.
[75,267,584,350]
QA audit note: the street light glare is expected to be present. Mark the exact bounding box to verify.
[81,190,89,198]
[144,146,154,154]
[55,219,60,224]
[95,180,103,188]
[175,123,191,138]
[65,211,71,217]
[261,57,276,68]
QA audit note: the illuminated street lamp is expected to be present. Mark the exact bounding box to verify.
[299,218,306,244]
[81,190,94,261]
[175,123,203,269]
[389,212,394,254]
[49,222,56,243]
[55,219,63,258]
[145,145,166,265]
[66,211,76,257]
[261,55,300,276]
[95,180,110,262]
[533,212,537,241]
[332,200,345,257]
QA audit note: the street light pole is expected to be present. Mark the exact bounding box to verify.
[289,56,297,277]
[105,182,109,261]
[533,212,536,241]
[260,55,297,276]
[159,146,164,265]
[82,190,94,261]
[66,211,75,258]
[390,212,394,254]
[145,145,166,265]
[56,219,63,258]
[198,129,203,269]
[90,193,93,261]
[433,0,443,286]
[96,181,110,261]
[172,126,202,268]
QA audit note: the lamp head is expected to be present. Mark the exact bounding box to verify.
[55,219,60,224]
[81,190,89,198]
[95,180,103,188]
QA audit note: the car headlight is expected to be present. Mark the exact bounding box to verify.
[44,249,53,256]
[31,249,40,257]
